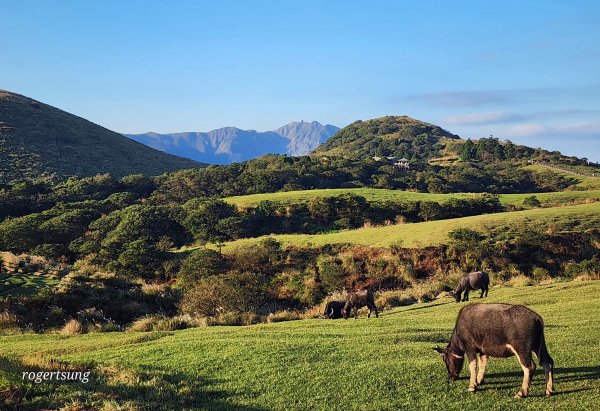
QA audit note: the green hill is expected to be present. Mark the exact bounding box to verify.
[213,202,600,250]
[224,187,600,208]
[313,115,459,159]
[1,280,599,410]
[0,90,202,182]
[312,116,591,172]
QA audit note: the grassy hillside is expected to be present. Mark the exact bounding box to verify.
[525,165,600,190]
[224,187,600,208]
[0,90,201,182]
[1,281,599,410]
[215,202,600,250]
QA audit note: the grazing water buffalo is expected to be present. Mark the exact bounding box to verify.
[323,300,346,319]
[434,303,554,398]
[343,289,378,319]
[453,271,489,302]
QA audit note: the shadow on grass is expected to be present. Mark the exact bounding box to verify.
[383,300,455,317]
[471,365,600,395]
[0,356,266,411]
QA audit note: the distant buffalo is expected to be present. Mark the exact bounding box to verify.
[434,303,554,398]
[323,300,346,319]
[454,271,489,302]
[343,289,378,319]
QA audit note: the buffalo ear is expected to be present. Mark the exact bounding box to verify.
[433,346,447,355]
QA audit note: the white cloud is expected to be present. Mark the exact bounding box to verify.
[504,122,600,137]
[442,109,600,126]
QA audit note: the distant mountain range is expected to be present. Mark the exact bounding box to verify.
[0,90,202,183]
[125,121,340,164]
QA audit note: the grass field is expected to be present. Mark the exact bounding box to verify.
[215,202,600,251]
[1,281,599,410]
[224,187,600,208]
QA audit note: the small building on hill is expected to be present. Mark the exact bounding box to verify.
[394,158,410,169]
[372,156,411,170]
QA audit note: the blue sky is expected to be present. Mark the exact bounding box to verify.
[1,0,599,160]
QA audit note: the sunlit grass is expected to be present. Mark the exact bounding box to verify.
[1,281,599,410]
[224,187,600,209]
[216,202,600,251]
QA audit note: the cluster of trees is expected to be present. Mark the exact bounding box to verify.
[458,137,592,167]
[149,155,420,203]
[0,174,155,220]
[458,137,534,162]
[151,154,580,204]
[418,162,577,193]
[0,192,503,278]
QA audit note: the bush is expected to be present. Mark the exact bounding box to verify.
[61,319,83,335]
[0,311,20,334]
[564,257,600,279]
[523,195,542,208]
[127,315,196,332]
[180,271,267,317]
[532,266,550,281]
[316,256,345,294]
[177,248,227,289]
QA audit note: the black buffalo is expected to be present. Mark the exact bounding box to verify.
[434,303,554,398]
[343,289,378,319]
[323,300,346,319]
[453,271,489,302]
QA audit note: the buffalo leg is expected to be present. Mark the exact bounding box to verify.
[479,288,485,298]
[537,340,554,396]
[368,303,379,318]
[514,351,535,398]
[476,354,488,385]
[463,289,469,302]
[542,361,554,397]
[467,352,478,392]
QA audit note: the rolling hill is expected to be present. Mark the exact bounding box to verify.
[313,115,460,159]
[127,120,339,164]
[0,90,202,182]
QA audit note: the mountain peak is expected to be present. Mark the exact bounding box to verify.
[127,121,340,164]
[273,121,340,156]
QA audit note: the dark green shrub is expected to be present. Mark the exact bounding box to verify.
[177,248,227,289]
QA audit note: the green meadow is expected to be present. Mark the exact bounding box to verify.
[224,187,600,208]
[216,202,600,251]
[1,281,599,410]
